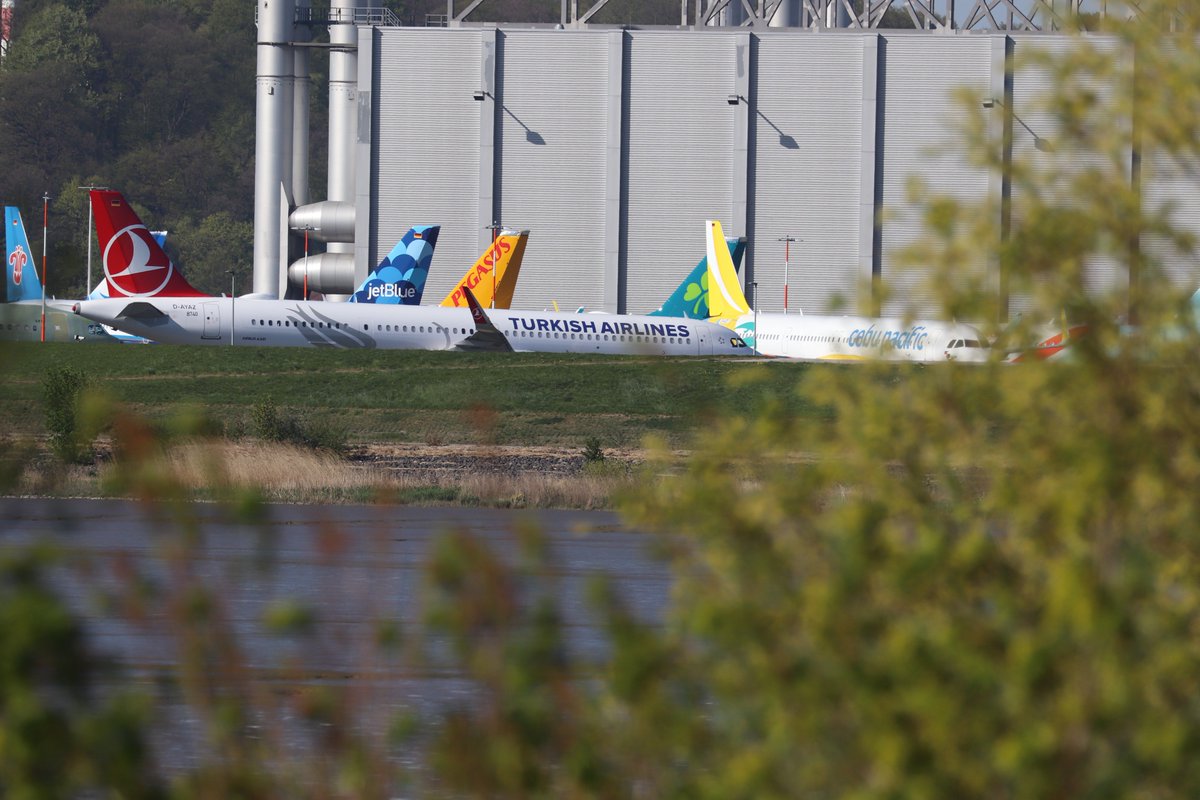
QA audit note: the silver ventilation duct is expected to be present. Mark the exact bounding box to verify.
[287,253,356,293]
[292,0,312,208]
[289,201,356,243]
[253,0,295,296]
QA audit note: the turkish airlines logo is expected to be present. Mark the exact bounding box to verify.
[9,244,27,285]
[104,224,173,297]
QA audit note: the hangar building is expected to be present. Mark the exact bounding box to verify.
[255,3,1200,319]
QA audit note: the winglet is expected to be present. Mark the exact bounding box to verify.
[350,224,441,304]
[456,284,514,352]
[5,206,42,303]
[441,229,530,310]
[705,220,750,321]
[90,190,207,298]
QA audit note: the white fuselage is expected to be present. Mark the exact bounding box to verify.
[730,312,989,362]
[74,297,751,357]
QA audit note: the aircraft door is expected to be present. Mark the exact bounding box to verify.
[202,302,221,340]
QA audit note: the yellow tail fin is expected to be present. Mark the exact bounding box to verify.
[706,220,750,321]
[441,230,529,309]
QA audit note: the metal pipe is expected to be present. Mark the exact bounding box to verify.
[253,0,296,296]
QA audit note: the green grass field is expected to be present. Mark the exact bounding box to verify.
[1,342,823,449]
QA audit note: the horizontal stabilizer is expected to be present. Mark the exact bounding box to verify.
[117,302,169,321]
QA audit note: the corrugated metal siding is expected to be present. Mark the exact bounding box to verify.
[1008,35,1129,314]
[372,29,482,300]
[1118,40,1199,299]
[492,31,610,310]
[753,33,864,315]
[1143,150,1200,293]
[877,34,991,317]
[625,31,737,313]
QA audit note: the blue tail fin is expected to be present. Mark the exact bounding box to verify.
[350,225,441,304]
[5,207,42,303]
[650,236,745,318]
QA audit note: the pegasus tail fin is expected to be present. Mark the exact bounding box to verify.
[705,220,751,322]
[349,225,441,304]
[91,190,207,298]
[650,235,745,318]
[440,229,530,310]
[5,206,42,303]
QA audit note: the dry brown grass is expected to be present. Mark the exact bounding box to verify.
[6,437,647,508]
[158,440,380,492]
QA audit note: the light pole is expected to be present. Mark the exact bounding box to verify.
[78,184,107,293]
[778,235,797,314]
[751,280,759,355]
[484,220,500,308]
[227,269,236,346]
[39,192,49,342]
[302,225,319,299]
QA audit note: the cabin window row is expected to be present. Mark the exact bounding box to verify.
[759,333,844,343]
[3,323,37,331]
[374,324,472,334]
[511,330,691,345]
[251,319,346,329]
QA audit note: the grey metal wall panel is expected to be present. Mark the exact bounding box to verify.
[625,31,738,314]
[877,34,992,317]
[752,33,865,315]
[1143,149,1200,294]
[1140,40,1200,296]
[371,28,482,298]
[1008,35,1130,314]
[491,30,611,311]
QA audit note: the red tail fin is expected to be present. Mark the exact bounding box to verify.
[91,190,207,298]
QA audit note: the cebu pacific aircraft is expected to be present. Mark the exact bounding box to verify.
[0,206,110,342]
[705,220,989,362]
[74,190,749,357]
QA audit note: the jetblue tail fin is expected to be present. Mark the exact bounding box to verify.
[349,225,441,304]
[706,220,751,323]
[90,190,207,298]
[650,236,745,318]
[5,206,42,303]
[440,229,530,310]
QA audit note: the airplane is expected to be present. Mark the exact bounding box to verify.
[1005,284,1200,363]
[74,190,752,357]
[0,206,111,343]
[705,219,990,362]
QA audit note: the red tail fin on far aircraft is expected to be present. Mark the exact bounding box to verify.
[91,190,208,298]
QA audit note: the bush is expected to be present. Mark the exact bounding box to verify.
[251,396,347,454]
[42,365,91,464]
[582,436,605,463]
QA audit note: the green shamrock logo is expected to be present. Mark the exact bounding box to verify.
[682,272,709,317]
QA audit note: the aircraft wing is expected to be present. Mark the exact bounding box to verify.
[454,285,514,352]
